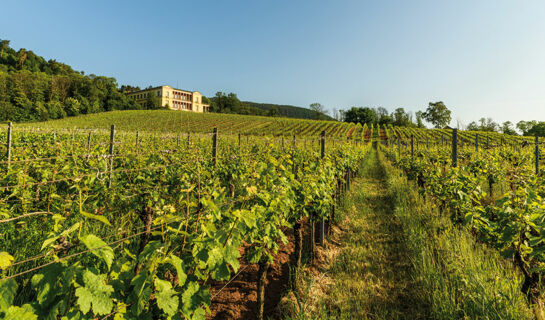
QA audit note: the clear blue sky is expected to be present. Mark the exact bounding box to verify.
[1,0,545,127]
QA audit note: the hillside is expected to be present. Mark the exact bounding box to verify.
[22,109,360,137]
[243,101,334,120]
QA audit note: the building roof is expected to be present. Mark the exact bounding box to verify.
[125,85,198,95]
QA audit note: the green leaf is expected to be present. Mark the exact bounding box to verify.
[0,252,14,270]
[80,234,114,270]
[4,304,37,320]
[31,263,65,306]
[168,254,187,286]
[75,270,114,316]
[181,281,200,317]
[241,210,256,228]
[0,279,17,312]
[224,245,241,272]
[81,211,111,226]
[41,222,81,250]
[154,278,179,316]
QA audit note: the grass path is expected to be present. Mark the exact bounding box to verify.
[285,148,532,320]
[316,149,429,319]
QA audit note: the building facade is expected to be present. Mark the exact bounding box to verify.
[126,85,210,112]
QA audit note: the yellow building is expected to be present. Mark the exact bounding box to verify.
[126,85,210,112]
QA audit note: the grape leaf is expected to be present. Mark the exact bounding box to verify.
[0,279,17,312]
[79,234,114,270]
[168,254,187,286]
[75,270,114,315]
[81,211,111,226]
[154,278,178,316]
[4,304,37,320]
[0,252,14,270]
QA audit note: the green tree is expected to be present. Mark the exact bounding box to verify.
[145,92,162,109]
[501,121,517,135]
[0,39,10,58]
[309,102,327,120]
[343,107,377,125]
[415,111,425,128]
[527,122,545,137]
[393,108,412,126]
[422,101,452,128]
[517,120,538,135]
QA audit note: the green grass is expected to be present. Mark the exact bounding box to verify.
[283,148,533,320]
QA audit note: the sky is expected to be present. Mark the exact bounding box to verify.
[1,0,545,127]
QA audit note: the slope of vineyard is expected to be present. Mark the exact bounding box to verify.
[18,110,357,138]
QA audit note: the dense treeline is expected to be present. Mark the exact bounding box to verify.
[244,101,333,120]
[341,102,451,129]
[0,39,146,122]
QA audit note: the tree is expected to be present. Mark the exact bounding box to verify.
[501,121,517,135]
[309,103,327,120]
[527,122,545,137]
[517,120,538,135]
[393,108,411,126]
[377,107,393,125]
[0,40,10,58]
[422,101,451,128]
[145,92,162,109]
[343,107,377,125]
[467,117,499,132]
[415,111,425,128]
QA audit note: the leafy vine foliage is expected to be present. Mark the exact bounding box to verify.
[382,133,545,303]
[0,128,368,319]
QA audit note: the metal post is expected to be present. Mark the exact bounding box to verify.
[238,133,241,148]
[475,134,479,153]
[487,136,490,149]
[6,122,12,170]
[212,128,218,166]
[176,134,179,147]
[452,129,458,168]
[108,125,115,187]
[426,138,429,150]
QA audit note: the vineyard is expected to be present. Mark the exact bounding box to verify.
[381,126,545,317]
[1,111,545,320]
[0,114,368,320]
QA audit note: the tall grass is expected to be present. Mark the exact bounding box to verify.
[282,149,533,319]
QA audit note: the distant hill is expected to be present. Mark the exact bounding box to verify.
[243,101,334,120]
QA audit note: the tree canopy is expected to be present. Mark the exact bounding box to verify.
[422,101,452,128]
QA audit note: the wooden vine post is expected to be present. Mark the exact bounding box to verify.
[411,135,414,159]
[6,122,12,170]
[475,134,479,153]
[135,131,139,154]
[535,135,539,175]
[108,125,115,188]
[257,258,270,320]
[452,129,458,168]
[212,128,218,166]
[318,130,326,247]
[397,137,401,160]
